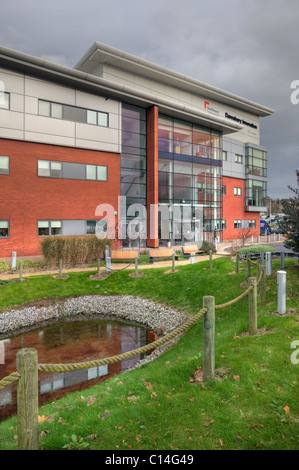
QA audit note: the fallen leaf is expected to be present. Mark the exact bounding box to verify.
[233,375,240,381]
[219,439,223,447]
[145,382,153,390]
[283,405,290,414]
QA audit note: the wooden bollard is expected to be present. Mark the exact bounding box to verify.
[246,254,251,278]
[248,277,257,335]
[16,348,39,450]
[203,296,215,382]
[59,259,63,277]
[172,253,175,273]
[260,265,266,306]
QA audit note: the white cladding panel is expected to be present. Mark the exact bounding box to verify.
[0,69,121,153]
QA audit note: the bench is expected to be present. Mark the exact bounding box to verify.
[148,248,178,264]
[181,245,204,259]
[110,250,140,261]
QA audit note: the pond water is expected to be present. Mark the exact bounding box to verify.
[0,317,157,422]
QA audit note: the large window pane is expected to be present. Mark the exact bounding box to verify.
[38,100,50,117]
[0,156,9,174]
[97,166,107,181]
[86,164,97,180]
[0,220,9,237]
[38,160,50,177]
[51,221,62,236]
[38,221,50,236]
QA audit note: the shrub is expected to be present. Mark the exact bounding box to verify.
[0,260,10,272]
[201,240,217,254]
[236,244,277,255]
[41,236,113,266]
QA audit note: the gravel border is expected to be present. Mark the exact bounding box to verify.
[0,295,188,369]
[0,294,187,338]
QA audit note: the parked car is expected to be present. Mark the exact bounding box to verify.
[260,219,272,235]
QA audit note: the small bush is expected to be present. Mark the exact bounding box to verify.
[41,236,113,266]
[0,260,10,272]
[201,241,217,254]
[237,244,277,255]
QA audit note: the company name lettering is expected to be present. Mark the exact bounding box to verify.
[225,112,258,129]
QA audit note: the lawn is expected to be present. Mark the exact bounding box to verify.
[0,256,298,450]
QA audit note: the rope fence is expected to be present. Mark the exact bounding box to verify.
[0,250,288,450]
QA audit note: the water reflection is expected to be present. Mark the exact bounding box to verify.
[0,318,157,422]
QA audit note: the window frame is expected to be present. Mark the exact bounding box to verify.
[37,220,62,237]
[235,154,243,164]
[0,156,10,175]
[234,186,242,197]
[0,92,10,110]
[0,220,9,238]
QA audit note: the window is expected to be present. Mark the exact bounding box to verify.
[222,185,226,196]
[234,187,242,197]
[235,154,243,164]
[86,164,107,181]
[38,220,62,236]
[0,156,9,175]
[38,160,107,181]
[38,160,62,178]
[38,100,108,126]
[0,220,9,238]
[222,151,227,161]
[234,219,256,229]
[0,92,10,109]
[86,220,96,235]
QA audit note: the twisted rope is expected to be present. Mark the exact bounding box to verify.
[215,285,253,310]
[0,371,21,390]
[38,307,208,373]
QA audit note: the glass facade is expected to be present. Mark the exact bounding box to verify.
[120,104,147,247]
[158,114,223,244]
[246,147,267,177]
[246,179,267,208]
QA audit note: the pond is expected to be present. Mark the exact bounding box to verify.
[0,317,157,422]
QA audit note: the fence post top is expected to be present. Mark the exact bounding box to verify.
[16,348,37,357]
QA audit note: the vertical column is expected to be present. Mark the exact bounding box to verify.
[146,106,159,248]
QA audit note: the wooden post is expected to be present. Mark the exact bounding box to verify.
[16,348,39,450]
[248,277,257,335]
[135,257,138,276]
[209,250,213,269]
[172,254,175,273]
[256,260,261,297]
[236,252,239,273]
[246,254,251,279]
[260,265,266,306]
[203,296,215,382]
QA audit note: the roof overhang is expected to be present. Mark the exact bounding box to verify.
[0,44,273,134]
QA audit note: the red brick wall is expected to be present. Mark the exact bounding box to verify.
[146,106,159,248]
[222,176,260,240]
[0,139,120,257]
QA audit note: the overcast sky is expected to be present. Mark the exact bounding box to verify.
[1,0,298,198]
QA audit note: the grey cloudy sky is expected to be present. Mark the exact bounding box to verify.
[1,0,298,198]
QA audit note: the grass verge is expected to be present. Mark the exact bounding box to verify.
[0,257,298,450]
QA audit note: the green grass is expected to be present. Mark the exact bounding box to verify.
[0,257,298,450]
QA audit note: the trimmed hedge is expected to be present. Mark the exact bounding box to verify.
[236,244,277,255]
[41,236,113,265]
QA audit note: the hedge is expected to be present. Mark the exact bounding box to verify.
[41,236,113,265]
